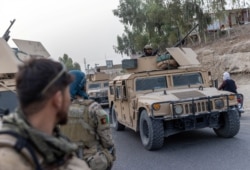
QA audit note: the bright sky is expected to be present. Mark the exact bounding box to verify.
[0,0,129,71]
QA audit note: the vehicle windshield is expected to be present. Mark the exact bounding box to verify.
[104,82,109,87]
[173,72,203,87]
[136,76,167,91]
[88,83,101,89]
[0,91,18,112]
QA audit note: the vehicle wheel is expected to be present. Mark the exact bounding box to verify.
[111,106,125,131]
[213,109,240,138]
[139,110,164,150]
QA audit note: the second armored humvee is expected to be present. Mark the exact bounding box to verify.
[108,47,243,150]
[87,72,110,107]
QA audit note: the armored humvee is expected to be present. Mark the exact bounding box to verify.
[0,38,18,113]
[87,72,110,107]
[108,47,243,150]
[0,37,50,114]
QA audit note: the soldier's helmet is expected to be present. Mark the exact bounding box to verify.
[144,44,152,50]
[68,70,87,99]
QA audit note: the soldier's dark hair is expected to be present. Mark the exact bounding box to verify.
[16,58,73,109]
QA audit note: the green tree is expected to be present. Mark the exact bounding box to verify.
[113,0,212,56]
[58,54,81,71]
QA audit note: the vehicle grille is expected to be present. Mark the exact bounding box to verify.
[184,101,213,114]
[151,95,232,118]
[102,90,108,96]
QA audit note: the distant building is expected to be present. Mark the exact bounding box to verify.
[207,8,250,31]
[228,8,250,26]
[85,64,123,79]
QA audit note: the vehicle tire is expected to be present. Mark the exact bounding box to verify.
[139,110,164,150]
[111,106,125,131]
[213,109,240,138]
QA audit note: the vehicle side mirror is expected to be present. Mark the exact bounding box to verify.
[213,79,218,88]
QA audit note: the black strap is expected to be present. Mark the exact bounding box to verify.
[0,108,9,117]
[0,131,42,170]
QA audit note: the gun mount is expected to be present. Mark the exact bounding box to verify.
[121,24,201,73]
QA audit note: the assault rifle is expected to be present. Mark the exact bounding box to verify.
[2,19,16,42]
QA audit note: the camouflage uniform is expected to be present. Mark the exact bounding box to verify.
[60,99,116,170]
[0,110,90,170]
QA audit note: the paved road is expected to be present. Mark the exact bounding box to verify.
[106,108,250,170]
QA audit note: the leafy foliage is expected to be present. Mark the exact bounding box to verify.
[113,0,226,56]
[58,54,81,71]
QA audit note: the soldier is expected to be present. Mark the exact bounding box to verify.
[69,70,89,99]
[141,44,158,57]
[60,70,116,170]
[0,58,90,170]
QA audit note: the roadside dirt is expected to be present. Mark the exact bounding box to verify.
[193,24,250,110]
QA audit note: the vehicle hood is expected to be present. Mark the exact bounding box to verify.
[137,87,232,105]
[88,88,108,93]
[88,89,101,93]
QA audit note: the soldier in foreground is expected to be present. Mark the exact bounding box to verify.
[0,58,90,170]
[60,70,116,170]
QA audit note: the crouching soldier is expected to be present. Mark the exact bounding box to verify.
[60,70,116,170]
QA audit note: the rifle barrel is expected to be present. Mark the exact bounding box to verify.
[174,24,199,47]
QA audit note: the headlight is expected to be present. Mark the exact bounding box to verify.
[152,103,161,111]
[229,94,235,100]
[174,104,183,115]
[89,92,95,97]
[215,99,224,109]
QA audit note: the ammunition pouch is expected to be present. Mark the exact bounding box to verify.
[87,151,108,170]
[102,148,116,169]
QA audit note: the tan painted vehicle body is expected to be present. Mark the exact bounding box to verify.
[0,37,50,113]
[108,47,242,150]
[87,72,110,107]
[0,38,18,113]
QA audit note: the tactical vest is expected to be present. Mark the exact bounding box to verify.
[60,100,98,149]
[0,131,42,170]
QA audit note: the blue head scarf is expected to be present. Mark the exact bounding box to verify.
[69,70,89,99]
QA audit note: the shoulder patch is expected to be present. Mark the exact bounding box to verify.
[95,109,109,125]
[100,115,108,125]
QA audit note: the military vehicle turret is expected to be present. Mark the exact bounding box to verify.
[0,37,50,112]
[86,71,110,107]
[0,19,50,114]
[108,46,244,150]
